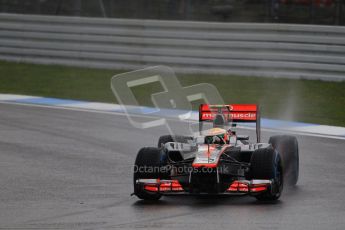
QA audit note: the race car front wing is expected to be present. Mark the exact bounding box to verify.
[134,179,273,195]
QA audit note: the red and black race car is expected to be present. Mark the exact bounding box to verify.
[133,104,299,201]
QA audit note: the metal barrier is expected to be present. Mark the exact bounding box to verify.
[0,13,344,81]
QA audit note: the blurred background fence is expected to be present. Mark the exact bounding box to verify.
[0,13,344,81]
[0,0,344,25]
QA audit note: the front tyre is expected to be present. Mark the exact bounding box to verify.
[269,135,299,186]
[133,147,166,200]
[250,147,283,201]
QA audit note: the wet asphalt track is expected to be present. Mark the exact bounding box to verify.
[0,102,345,230]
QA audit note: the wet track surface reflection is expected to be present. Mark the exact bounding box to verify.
[0,103,344,230]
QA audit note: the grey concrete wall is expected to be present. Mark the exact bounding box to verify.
[0,13,344,81]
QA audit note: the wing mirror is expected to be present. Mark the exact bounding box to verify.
[237,135,249,141]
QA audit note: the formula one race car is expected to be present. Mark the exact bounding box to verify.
[133,104,299,201]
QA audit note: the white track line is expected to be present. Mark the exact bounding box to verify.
[1,101,344,141]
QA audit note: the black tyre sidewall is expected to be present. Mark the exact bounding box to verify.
[269,135,299,186]
[133,147,165,200]
[250,147,283,201]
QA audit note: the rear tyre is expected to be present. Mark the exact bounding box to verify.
[157,135,193,147]
[250,147,283,201]
[269,135,299,186]
[133,147,166,200]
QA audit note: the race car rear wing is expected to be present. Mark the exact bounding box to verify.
[199,104,261,143]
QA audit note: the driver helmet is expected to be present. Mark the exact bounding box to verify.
[204,128,229,144]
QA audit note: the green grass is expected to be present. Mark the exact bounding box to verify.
[0,60,344,126]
